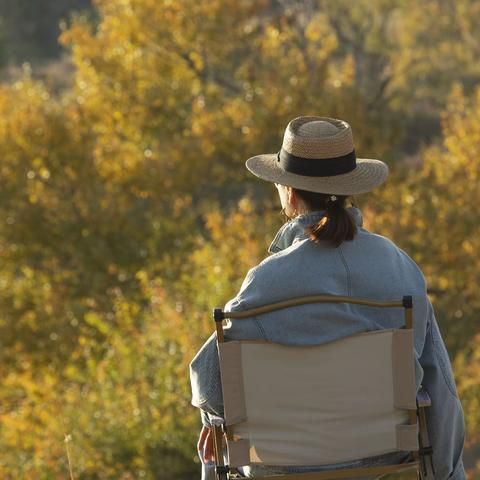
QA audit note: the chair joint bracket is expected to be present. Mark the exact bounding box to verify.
[215,465,230,474]
[213,308,225,322]
[419,446,433,456]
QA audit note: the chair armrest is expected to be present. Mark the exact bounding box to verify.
[416,385,431,408]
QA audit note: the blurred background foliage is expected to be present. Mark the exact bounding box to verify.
[0,0,479,478]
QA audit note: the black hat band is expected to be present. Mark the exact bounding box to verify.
[277,148,357,177]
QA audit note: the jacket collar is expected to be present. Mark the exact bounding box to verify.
[268,207,364,253]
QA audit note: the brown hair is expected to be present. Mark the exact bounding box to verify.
[293,188,357,247]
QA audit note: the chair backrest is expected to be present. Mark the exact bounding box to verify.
[213,295,419,470]
[219,330,418,468]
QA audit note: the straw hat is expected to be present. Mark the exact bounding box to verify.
[245,116,388,195]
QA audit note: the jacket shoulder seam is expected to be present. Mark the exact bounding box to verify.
[253,316,268,340]
[338,245,352,296]
[430,322,459,399]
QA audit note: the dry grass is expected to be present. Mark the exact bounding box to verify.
[64,433,75,480]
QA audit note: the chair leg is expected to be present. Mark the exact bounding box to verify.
[213,425,229,480]
[418,406,435,479]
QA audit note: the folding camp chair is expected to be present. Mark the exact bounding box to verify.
[210,295,435,480]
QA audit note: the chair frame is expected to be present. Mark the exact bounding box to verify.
[209,295,435,480]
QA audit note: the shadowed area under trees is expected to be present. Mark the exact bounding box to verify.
[0,0,92,63]
[0,0,479,478]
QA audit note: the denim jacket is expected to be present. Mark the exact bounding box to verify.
[190,207,466,480]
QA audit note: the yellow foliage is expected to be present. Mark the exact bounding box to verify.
[1,0,480,476]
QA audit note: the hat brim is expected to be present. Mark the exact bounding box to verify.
[245,154,389,195]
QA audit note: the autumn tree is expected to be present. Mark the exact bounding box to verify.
[0,0,479,477]
[370,85,480,356]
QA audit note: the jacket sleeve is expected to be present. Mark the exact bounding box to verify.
[418,299,466,479]
[189,332,224,427]
[189,268,265,428]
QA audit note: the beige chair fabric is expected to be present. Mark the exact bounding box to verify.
[218,329,418,468]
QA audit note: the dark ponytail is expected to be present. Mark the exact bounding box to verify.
[293,188,357,247]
